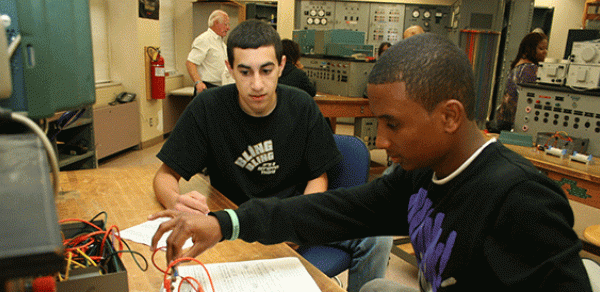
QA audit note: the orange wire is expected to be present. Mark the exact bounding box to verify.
[101,225,123,257]
[58,218,103,231]
[179,277,202,292]
[167,257,214,292]
[59,217,126,269]
[152,247,169,274]
[153,247,216,292]
[543,131,573,148]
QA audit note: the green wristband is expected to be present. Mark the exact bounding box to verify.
[223,209,239,241]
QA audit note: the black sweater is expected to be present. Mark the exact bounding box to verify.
[213,142,591,291]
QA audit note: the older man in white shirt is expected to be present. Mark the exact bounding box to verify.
[186,10,233,96]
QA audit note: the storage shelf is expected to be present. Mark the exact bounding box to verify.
[58,151,95,168]
[583,1,600,28]
[246,2,277,28]
[50,106,97,170]
[63,117,93,130]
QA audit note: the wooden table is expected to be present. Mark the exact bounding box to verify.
[498,143,600,210]
[314,93,373,132]
[56,166,344,292]
[487,136,600,255]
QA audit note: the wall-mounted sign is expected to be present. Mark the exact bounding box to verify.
[139,0,159,20]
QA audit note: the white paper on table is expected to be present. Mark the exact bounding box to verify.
[160,257,321,292]
[119,217,193,249]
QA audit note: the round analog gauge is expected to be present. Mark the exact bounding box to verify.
[314,18,321,25]
[412,10,420,18]
[306,18,314,25]
[321,18,328,25]
[310,9,317,16]
[318,10,325,17]
[582,45,597,62]
[423,10,431,18]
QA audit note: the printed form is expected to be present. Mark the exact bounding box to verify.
[160,257,321,292]
[119,217,194,249]
[120,221,321,291]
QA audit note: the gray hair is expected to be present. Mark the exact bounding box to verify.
[208,10,228,27]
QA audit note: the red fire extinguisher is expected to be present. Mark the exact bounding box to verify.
[147,46,165,99]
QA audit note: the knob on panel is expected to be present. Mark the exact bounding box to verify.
[582,45,597,63]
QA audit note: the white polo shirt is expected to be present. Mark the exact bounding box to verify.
[187,28,228,85]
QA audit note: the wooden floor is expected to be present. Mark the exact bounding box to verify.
[97,123,420,290]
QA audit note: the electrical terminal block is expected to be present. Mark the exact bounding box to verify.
[570,151,594,165]
[545,146,567,159]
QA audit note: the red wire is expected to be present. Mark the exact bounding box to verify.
[59,218,126,268]
[179,277,202,292]
[101,225,123,257]
[152,247,169,274]
[63,236,95,251]
[153,247,216,292]
[64,230,105,248]
[168,257,214,292]
[59,218,103,231]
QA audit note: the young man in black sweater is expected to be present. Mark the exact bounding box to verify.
[151,33,591,292]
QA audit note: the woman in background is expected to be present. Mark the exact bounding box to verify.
[279,39,316,97]
[487,32,548,132]
[377,42,392,58]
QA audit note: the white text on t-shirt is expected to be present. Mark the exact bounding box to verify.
[234,140,278,174]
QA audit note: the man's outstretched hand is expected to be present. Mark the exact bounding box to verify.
[149,210,223,263]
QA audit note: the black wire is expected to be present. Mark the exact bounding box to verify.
[64,211,149,274]
[91,211,149,272]
[121,239,148,271]
[103,248,149,272]
[89,211,108,224]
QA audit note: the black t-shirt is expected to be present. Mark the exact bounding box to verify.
[157,84,342,205]
[279,62,317,97]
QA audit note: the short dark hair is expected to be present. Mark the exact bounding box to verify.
[368,33,476,120]
[282,39,301,65]
[226,19,283,65]
[511,32,547,69]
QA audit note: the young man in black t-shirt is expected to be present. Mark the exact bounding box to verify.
[153,19,393,292]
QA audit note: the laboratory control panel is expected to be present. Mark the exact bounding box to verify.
[566,40,600,89]
[296,1,450,56]
[303,55,375,97]
[404,4,451,36]
[334,1,371,32]
[514,84,600,156]
[298,1,336,30]
[369,3,405,46]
